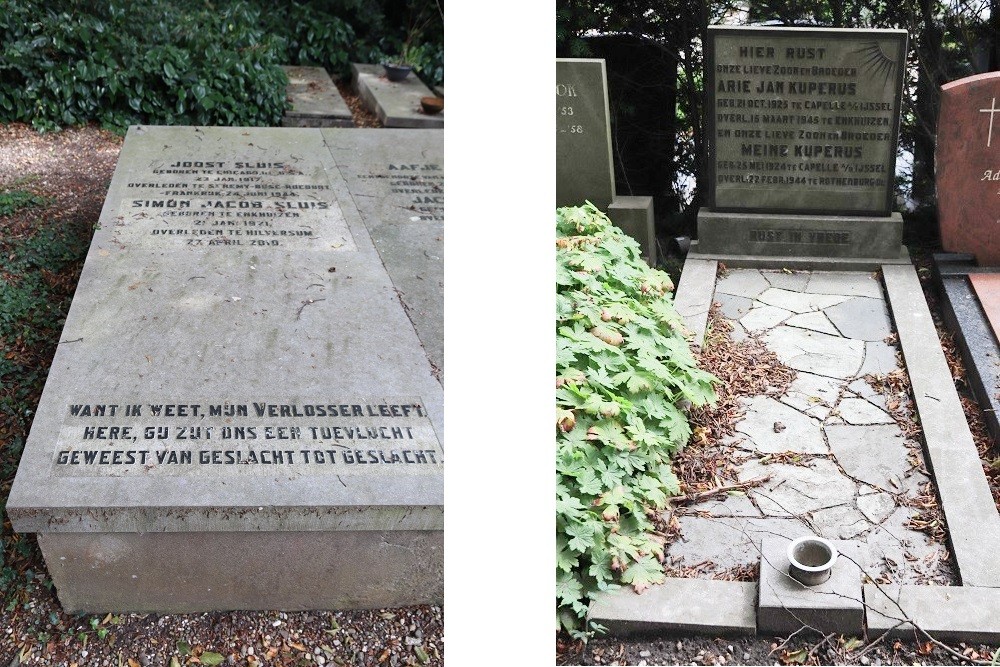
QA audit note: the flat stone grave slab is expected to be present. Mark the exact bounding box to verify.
[351,63,443,129]
[6,126,444,613]
[324,128,443,378]
[281,66,354,128]
[938,72,1000,265]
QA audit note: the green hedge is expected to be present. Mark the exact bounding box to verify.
[0,0,444,133]
[556,205,717,636]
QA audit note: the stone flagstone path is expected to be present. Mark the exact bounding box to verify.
[667,269,952,585]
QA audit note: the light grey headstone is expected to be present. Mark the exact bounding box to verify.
[6,126,443,612]
[556,58,615,210]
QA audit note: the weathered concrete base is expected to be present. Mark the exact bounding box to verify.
[865,585,1000,643]
[40,529,442,613]
[673,258,717,349]
[687,242,910,271]
[588,578,757,636]
[281,66,354,127]
[757,538,864,636]
[883,263,1000,587]
[933,253,1000,444]
[351,63,443,128]
[608,196,656,267]
[694,211,905,263]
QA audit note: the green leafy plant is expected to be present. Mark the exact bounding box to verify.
[555,204,716,637]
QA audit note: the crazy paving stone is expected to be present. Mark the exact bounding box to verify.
[765,326,865,379]
[825,424,908,491]
[740,305,793,332]
[847,378,889,410]
[836,398,894,425]
[734,396,827,454]
[825,297,893,342]
[784,311,841,336]
[857,488,898,524]
[736,459,858,518]
[715,292,753,321]
[666,516,806,570]
[716,269,770,299]
[779,372,843,420]
[858,341,900,377]
[804,271,883,299]
[810,505,872,539]
[757,288,850,314]
[761,270,810,291]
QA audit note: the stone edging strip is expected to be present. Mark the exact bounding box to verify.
[864,584,1000,643]
[588,578,757,636]
[673,258,717,350]
[881,264,1000,587]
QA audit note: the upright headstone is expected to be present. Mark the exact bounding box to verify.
[6,126,443,613]
[937,72,1000,265]
[692,26,909,266]
[556,58,615,211]
[556,58,657,264]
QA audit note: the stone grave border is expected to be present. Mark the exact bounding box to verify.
[590,259,1000,642]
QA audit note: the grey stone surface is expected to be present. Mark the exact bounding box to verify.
[555,58,614,210]
[6,127,444,610]
[858,341,899,376]
[780,372,842,420]
[863,507,947,584]
[681,492,762,518]
[589,578,758,636]
[737,460,858,518]
[674,259,717,349]
[729,321,749,342]
[40,529,442,613]
[884,264,1000,586]
[694,211,906,260]
[762,270,810,291]
[281,66,353,127]
[865,585,1000,643]
[757,537,865,636]
[323,129,443,378]
[825,424,906,491]
[739,305,792,332]
[715,292,752,320]
[734,396,827,453]
[351,63,444,129]
[686,244,910,271]
[836,398,894,425]
[765,326,864,379]
[847,378,889,410]
[668,516,805,569]
[805,272,883,298]
[716,269,769,299]
[784,311,840,336]
[757,288,849,314]
[608,196,656,266]
[809,505,870,539]
[825,297,893,341]
[856,489,896,524]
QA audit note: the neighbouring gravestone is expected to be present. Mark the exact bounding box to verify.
[6,126,443,613]
[325,129,443,377]
[281,66,354,128]
[350,64,444,129]
[556,58,657,264]
[938,72,1000,265]
[692,26,909,265]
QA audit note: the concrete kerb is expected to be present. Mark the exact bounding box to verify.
[590,259,1000,642]
[882,263,1000,588]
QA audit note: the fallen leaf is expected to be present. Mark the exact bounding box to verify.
[200,652,224,666]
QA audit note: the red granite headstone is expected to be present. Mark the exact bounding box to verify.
[938,72,1000,265]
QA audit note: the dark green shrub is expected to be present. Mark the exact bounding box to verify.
[0,0,290,132]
